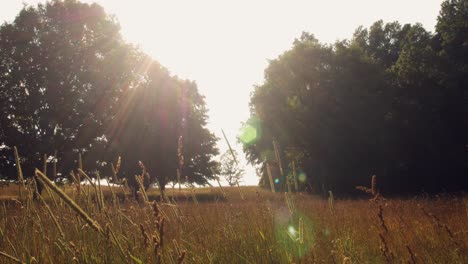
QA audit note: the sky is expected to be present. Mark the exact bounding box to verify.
[1,0,444,186]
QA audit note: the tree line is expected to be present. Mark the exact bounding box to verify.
[0,0,220,195]
[242,0,467,195]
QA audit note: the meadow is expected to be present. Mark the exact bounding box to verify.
[0,175,466,264]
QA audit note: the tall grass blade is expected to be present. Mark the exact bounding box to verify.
[292,161,299,192]
[273,140,289,192]
[211,167,227,199]
[43,154,47,177]
[13,146,25,200]
[135,175,148,203]
[78,153,83,171]
[221,129,238,164]
[53,150,57,179]
[96,172,105,211]
[0,251,25,264]
[34,183,65,239]
[266,163,275,193]
[34,169,103,234]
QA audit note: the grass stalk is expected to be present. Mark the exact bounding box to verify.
[53,150,57,180]
[43,153,47,177]
[0,251,25,264]
[266,163,275,193]
[236,181,245,200]
[292,161,298,192]
[135,175,149,203]
[13,146,25,200]
[221,129,237,164]
[211,167,226,199]
[34,169,104,234]
[273,140,289,192]
[97,172,105,212]
[34,183,65,239]
[78,153,83,171]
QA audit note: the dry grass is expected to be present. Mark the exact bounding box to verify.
[0,183,466,263]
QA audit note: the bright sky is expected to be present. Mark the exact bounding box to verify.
[1,0,444,186]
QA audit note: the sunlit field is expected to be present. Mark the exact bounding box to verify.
[1,0,467,263]
[0,181,466,263]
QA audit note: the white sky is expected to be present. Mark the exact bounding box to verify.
[1,0,444,186]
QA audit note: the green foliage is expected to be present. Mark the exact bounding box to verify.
[244,0,468,194]
[0,0,219,194]
[436,0,468,68]
[105,57,219,192]
[0,0,135,178]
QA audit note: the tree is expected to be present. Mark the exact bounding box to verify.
[243,0,468,194]
[436,0,468,69]
[244,32,391,193]
[0,0,137,185]
[220,150,244,186]
[0,0,221,200]
[105,56,220,197]
[432,0,468,191]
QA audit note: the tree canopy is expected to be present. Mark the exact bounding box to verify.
[104,56,219,192]
[242,0,468,195]
[0,0,219,192]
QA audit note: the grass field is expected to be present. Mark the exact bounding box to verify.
[0,180,466,263]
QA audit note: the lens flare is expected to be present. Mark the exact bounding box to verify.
[298,172,307,183]
[288,225,297,237]
[239,124,257,145]
[239,116,262,146]
[274,178,280,184]
[274,208,315,259]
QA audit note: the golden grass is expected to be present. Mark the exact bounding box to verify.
[0,183,466,263]
[35,169,104,234]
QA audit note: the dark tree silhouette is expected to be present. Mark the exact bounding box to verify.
[0,0,136,186]
[243,0,468,195]
[0,1,220,199]
[104,56,220,197]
